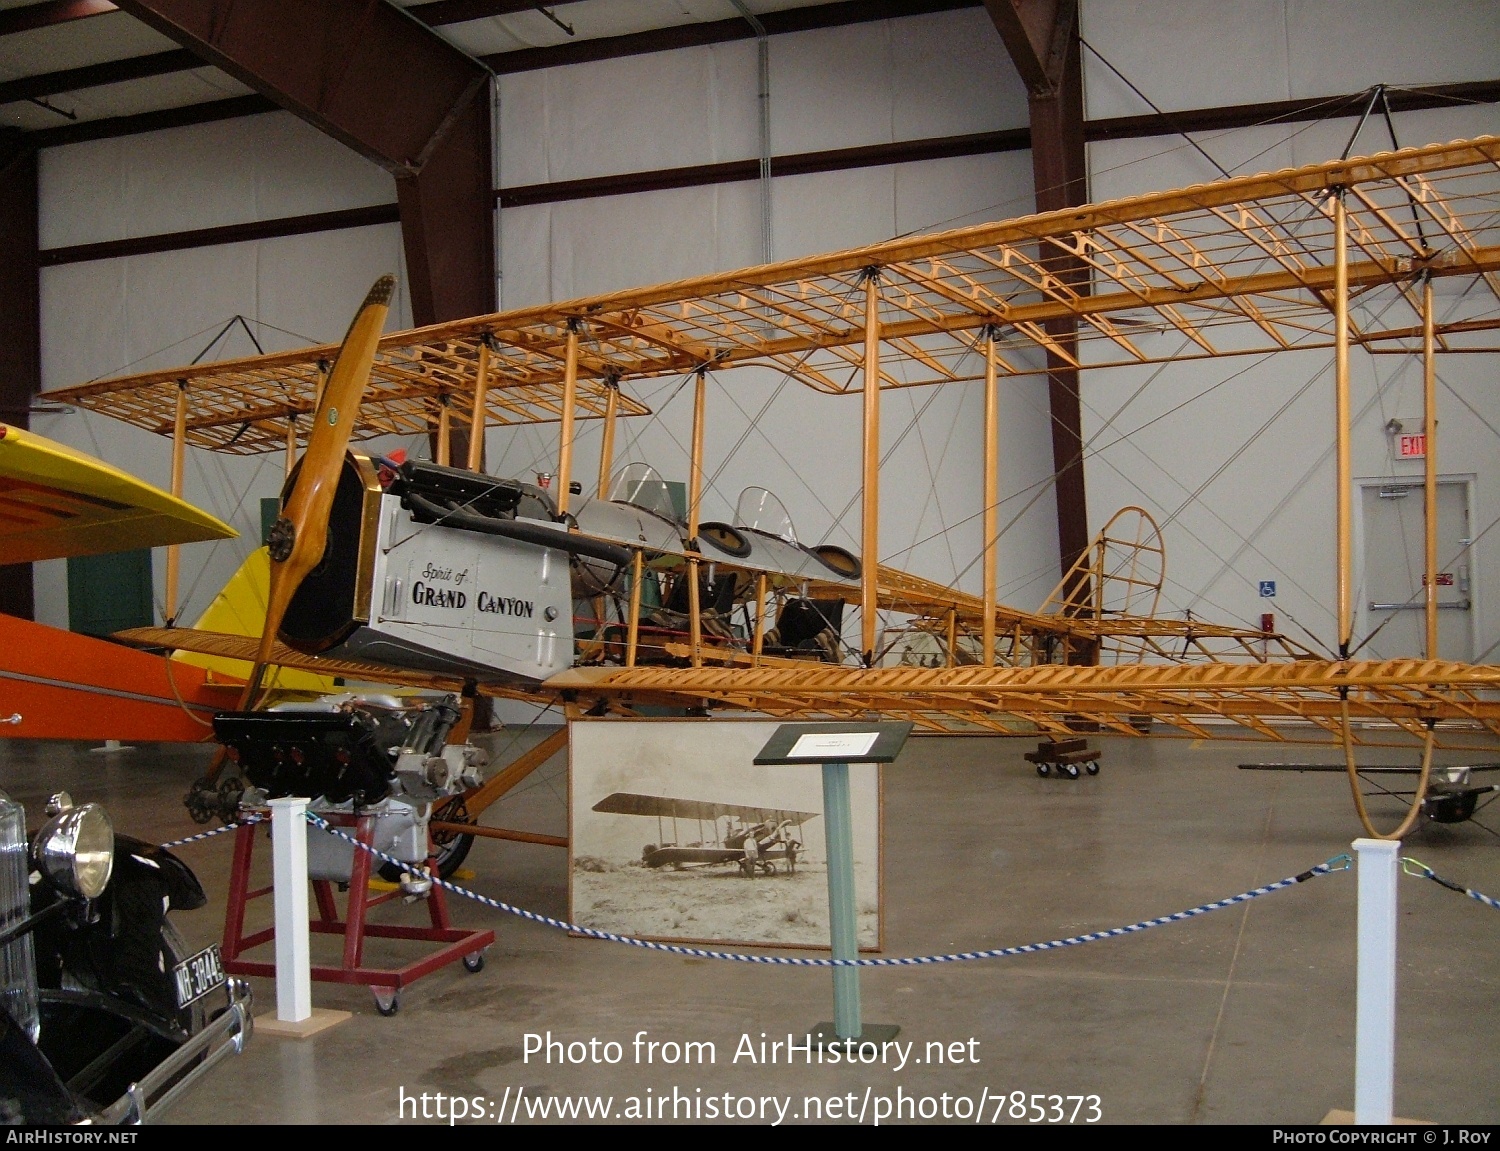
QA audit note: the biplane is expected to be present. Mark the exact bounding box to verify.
[590,792,816,877]
[38,134,1500,847]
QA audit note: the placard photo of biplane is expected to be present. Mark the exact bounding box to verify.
[569,720,881,950]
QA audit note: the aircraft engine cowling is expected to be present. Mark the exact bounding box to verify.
[274,453,576,685]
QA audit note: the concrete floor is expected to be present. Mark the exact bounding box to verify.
[3,726,1496,1125]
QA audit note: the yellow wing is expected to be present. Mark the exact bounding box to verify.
[0,423,235,565]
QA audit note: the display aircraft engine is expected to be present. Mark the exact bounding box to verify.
[213,693,488,884]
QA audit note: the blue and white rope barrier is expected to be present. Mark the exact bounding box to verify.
[1401,857,1500,911]
[158,816,261,851]
[305,811,1351,968]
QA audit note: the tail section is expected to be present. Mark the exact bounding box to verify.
[171,546,339,696]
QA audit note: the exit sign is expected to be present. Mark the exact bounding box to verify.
[1397,432,1426,459]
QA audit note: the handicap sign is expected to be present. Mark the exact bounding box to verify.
[1258,580,1276,598]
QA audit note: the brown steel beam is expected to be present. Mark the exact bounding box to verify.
[26,75,1499,153]
[112,0,494,325]
[29,94,276,150]
[500,127,1031,207]
[987,0,1091,611]
[1089,81,1500,141]
[982,0,1072,94]
[110,1,488,176]
[0,0,115,38]
[0,48,197,106]
[0,133,38,619]
[39,202,398,267]
[410,0,585,26]
[24,73,1500,287]
[397,91,495,325]
[485,0,979,73]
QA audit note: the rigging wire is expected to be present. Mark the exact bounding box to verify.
[888,372,974,584]
[888,84,1370,242]
[1148,283,1438,642]
[1079,37,1235,180]
[888,268,1424,652]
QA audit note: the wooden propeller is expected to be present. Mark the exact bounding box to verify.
[238,274,394,709]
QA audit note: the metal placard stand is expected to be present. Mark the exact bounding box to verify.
[755,721,911,1048]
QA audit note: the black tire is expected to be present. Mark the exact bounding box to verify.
[463,952,485,973]
[1085,761,1100,776]
[374,992,400,1017]
[1036,762,1050,777]
[1062,763,1081,779]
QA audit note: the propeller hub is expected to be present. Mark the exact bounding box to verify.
[267,516,296,562]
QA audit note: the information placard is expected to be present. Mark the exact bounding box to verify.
[788,731,880,760]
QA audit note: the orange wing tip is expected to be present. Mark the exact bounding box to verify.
[363,274,396,309]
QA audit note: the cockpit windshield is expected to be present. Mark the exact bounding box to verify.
[734,487,798,544]
[608,463,681,523]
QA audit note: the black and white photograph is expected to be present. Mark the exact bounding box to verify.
[569,719,881,949]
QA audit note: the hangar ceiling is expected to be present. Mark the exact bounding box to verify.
[0,0,934,134]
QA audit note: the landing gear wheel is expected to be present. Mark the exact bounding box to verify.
[1062,763,1081,779]
[1036,762,1051,777]
[463,951,485,973]
[373,987,400,1017]
[760,860,776,875]
[1085,761,1100,776]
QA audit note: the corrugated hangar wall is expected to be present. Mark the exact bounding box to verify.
[1079,0,1500,662]
[26,1,1500,667]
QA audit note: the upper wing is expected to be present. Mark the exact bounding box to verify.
[45,137,1500,456]
[592,791,818,824]
[0,425,235,564]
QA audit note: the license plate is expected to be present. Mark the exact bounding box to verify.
[172,944,227,1009]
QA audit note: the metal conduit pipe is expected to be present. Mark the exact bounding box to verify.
[729,0,773,264]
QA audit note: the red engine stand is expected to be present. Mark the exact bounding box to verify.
[220,811,494,1012]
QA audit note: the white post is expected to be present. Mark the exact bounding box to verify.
[269,797,312,1024]
[1353,837,1399,1124]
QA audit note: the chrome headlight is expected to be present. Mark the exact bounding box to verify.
[33,803,114,900]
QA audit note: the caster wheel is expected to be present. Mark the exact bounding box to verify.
[373,988,400,1017]
[1062,763,1081,779]
[1085,762,1100,776]
[1036,762,1050,777]
[463,951,485,973]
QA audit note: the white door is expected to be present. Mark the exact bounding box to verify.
[1359,480,1472,661]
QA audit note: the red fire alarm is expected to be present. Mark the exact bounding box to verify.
[1260,612,1275,634]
